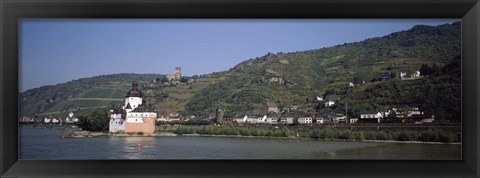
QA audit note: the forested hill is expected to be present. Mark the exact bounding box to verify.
[183,22,461,120]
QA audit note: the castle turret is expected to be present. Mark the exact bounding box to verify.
[215,105,224,123]
[124,81,143,112]
[175,67,181,80]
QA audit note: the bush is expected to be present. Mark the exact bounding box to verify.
[63,130,75,138]
[137,132,144,136]
[339,130,354,139]
[357,131,365,141]
[365,131,377,140]
[76,108,109,132]
[376,131,389,140]
[282,128,292,137]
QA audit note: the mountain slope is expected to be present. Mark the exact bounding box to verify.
[183,22,461,118]
[20,73,162,117]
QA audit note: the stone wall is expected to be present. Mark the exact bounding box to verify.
[124,116,156,134]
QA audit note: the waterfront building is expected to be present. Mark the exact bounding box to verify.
[109,110,124,133]
[280,117,294,124]
[109,81,157,134]
[316,117,325,124]
[235,115,248,123]
[349,118,359,124]
[266,117,278,124]
[298,117,313,124]
[65,112,78,124]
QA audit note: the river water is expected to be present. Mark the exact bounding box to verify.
[19,127,461,160]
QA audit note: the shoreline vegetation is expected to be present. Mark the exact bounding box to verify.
[59,125,460,144]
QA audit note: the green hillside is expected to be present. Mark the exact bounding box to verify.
[20,73,163,117]
[19,73,226,118]
[183,22,461,120]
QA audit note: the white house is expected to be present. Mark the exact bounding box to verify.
[52,118,60,124]
[360,111,383,123]
[156,116,168,122]
[317,96,324,101]
[235,115,249,123]
[334,116,347,123]
[349,82,355,87]
[412,71,421,78]
[280,117,294,124]
[65,112,78,124]
[316,117,325,124]
[44,117,51,124]
[325,101,335,107]
[266,117,278,124]
[298,117,313,124]
[241,115,262,124]
[400,72,407,78]
[360,112,383,119]
[168,116,181,122]
[392,107,423,118]
[349,118,359,124]
[254,115,267,123]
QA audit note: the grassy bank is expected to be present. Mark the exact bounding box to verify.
[170,126,460,143]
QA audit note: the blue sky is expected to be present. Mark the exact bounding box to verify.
[20,19,458,91]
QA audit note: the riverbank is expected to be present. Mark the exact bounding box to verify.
[64,130,460,145]
[169,125,461,143]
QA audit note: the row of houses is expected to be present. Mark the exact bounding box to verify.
[232,115,348,125]
[400,70,422,80]
[234,115,293,124]
[27,112,79,124]
[359,107,426,123]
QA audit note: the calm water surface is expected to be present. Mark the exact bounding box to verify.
[19,127,461,159]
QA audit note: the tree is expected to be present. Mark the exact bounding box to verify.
[292,118,299,126]
[180,76,189,83]
[420,63,433,76]
[161,75,169,83]
[390,72,396,78]
[77,108,109,132]
[352,76,363,85]
[387,110,396,119]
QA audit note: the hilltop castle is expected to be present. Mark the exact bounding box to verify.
[109,81,157,134]
[165,67,181,81]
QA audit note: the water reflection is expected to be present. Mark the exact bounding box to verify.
[120,137,155,159]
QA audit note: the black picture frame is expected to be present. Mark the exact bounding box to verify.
[1,0,479,177]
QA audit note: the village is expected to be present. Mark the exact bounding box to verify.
[19,68,437,135]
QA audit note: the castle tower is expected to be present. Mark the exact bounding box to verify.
[215,105,224,123]
[123,81,143,113]
[175,67,181,80]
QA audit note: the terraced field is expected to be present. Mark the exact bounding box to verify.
[37,84,130,118]
[151,74,229,115]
